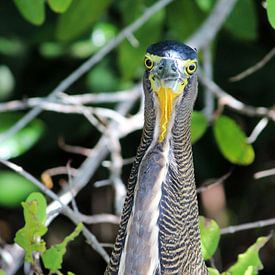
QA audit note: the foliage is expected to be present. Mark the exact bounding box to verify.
[191,111,208,144]
[267,0,275,28]
[1,0,275,273]
[213,115,255,165]
[48,0,73,13]
[14,192,48,263]
[199,216,220,260]
[56,0,111,41]
[14,193,83,273]
[13,0,45,25]
[0,172,38,207]
[224,235,271,275]
[0,113,44,160]
[200,217,270,275]
[42,223,83,273]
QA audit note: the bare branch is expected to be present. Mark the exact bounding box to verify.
[197,171,231,194]
[58,137,93,156]
[221,217,275,235]
[230,47,275,82]
[254,168,275,179]
[202,46,215,120]
[187,0,237,49]
[0,159,109,266]
[77,213,120,225]
[247,118,269,144]
[199,73,275,121]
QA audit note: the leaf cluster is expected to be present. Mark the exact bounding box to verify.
[199,216,270,275]
[14,192,83,274]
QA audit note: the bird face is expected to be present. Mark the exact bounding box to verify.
[144,41,198,142]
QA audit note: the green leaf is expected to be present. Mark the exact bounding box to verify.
[56,0,111,41]
[0,172,38,208]
[208,267,221,275]
[13,0,45,25]
[0,269,6,275]
[191,111,208,144]
[167,0,206,41]
[267,0,275,29]
[14,192,48,263]
[0,65,15,100]
[213,116,255,165]
[224,235,270,275]
[118,0,165,80]
[195,0,216,12]
[42,223,83,273]
[224,0,257,41]
[199,216,221,260]
[48,0,73,13]
[0,113,44,159]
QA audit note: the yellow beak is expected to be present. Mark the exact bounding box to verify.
[156,87,181,142]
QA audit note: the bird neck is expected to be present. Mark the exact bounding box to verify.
[105,94,207,274]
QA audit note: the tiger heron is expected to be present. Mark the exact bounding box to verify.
[105,41,208,274]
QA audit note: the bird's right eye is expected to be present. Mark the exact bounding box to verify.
[144,57,154,70]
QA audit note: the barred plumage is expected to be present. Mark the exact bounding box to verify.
[105,41,208,275]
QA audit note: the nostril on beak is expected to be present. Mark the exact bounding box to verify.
[171,63,177,72]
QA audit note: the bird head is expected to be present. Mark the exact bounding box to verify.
[143,40,198,142]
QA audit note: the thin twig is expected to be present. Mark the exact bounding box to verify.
[77,213,120,225]
[197,171,231,194]
[254,168,275,179]
[230,47,275,82]
[0,0,174,145]
[221,217,275,235]
[247,118,269,144]
[58,137,93,156]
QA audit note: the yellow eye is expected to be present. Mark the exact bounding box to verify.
[144,56,154,70]
[186,62,197,75]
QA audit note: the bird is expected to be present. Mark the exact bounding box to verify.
[105,41,208,275]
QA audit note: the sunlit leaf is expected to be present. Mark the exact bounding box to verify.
[0,113,44,159]
[0,172,38,208]
[14,192,47,263]
[208,267,220,275]
[48,0,72,13]
[213,116,255,165]
[191,111,208,144]
[118,0,165,80]
[56,0,111,41]
[195,0,216,12]
[42,223,83,273]
[199,216,221,260]
[224,0,257,41]
[267,0,275,29]
[0,269,6,275]
[13,0,45,25]
[0,65,15,100]
[224,235,270,275]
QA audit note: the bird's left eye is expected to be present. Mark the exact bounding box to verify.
[186,62,197,75]
[144,57,154,70]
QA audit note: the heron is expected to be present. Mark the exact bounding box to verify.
[105,41,208,274]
